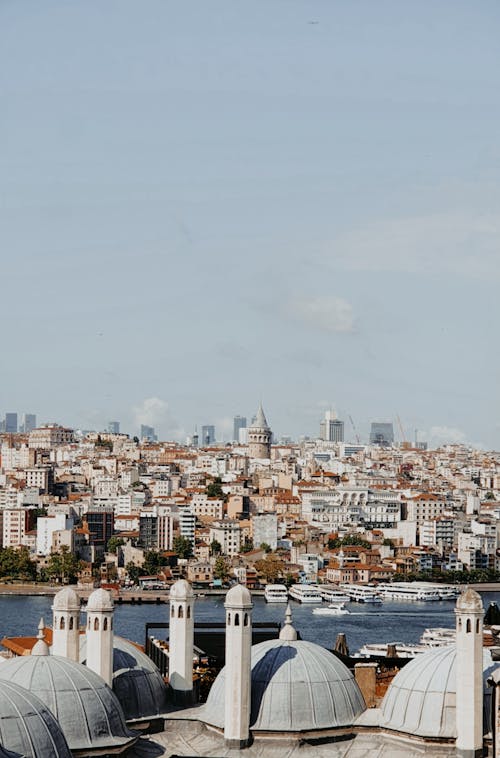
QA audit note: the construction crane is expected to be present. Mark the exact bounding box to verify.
[348,415,360,444]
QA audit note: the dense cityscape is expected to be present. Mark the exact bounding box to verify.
[0,405,498,590]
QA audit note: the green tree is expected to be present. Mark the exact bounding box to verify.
[259,542,272,554]
[206,477,224,499]
[107,536,125,554]
[0,546,37,581]
[46,546,82,583]
[143,550,168,575]
[240,538,254,554]
[327,534,371,550]
[126,562,142,583]
[213,556,230,582]
[173,536,193,559]
[209,539,222,556]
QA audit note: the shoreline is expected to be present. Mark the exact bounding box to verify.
[0,582,499,600]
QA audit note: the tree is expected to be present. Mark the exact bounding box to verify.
[209,540,222,556]
[213,556,230,582]
[107,536,125,554]
[0,546,37,581]
[173,536,193,559]
[126,562,142,584]
[328,534,371,550]
[143,550,168,575]
[46,546,82,584]
[206,477,224,499]
[259,542,272,554]
[240,538,254,554]
[254,554,284,584]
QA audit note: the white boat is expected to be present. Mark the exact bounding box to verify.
[319,586,351,604]
[313,603,349,616]
[289,584,323,603]
[340,584,382,603]
[437,586,460,600]
[377,582,441,602]
[356,627,455,659]
[264,584,288,603]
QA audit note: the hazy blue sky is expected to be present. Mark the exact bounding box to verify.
[1,1,499,446]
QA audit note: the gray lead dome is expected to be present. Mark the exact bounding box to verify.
[79,634,168,721]
[0,679,72,758]
[203,638,365,732]
[0,654,137,754]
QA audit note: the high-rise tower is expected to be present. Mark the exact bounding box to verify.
[247,404,271,459]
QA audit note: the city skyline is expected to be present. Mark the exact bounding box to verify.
[1,1,499,449]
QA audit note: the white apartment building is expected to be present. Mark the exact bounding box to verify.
[120,467,139,490]
[209,519,241,556]
[151,478,172,499]
[0,445,35,471]
[36,514,74,556]
[25,467,51,492]
[178,508,196,548]
[420,517,455,549]
[2,508,35,548]
[28,425,74,449]
[406,495,452,524]
[94,477,119,498]
[191,494,224,520]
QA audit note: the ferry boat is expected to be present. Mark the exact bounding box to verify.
[264,584,288,603]
[319,586,351,604]
[436,586,460,600]
[377,582,441,602]
[313,603,349,616]
[340,584,382,603]
[288,584,323,603]
[356,627,455,659]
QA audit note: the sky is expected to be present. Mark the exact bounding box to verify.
[1,1,499,447]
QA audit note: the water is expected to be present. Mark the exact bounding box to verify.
[1,591,499,653]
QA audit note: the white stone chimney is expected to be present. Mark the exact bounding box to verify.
[168,579,194,704]
[455,587,484,758]
[85,588,114,687]
[52,587,81,661]
[224,584,253,748]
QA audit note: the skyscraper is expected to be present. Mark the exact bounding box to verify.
[140,425,157,442]
[107,421,120,434]
[20,414,36,433]
[4,413,18,434]
[201,425,215,445]
[370,422,394,446]
[233,416,247,442]
[319,411,344,442]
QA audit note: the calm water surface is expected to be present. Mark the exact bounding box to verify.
[1,592,499,653]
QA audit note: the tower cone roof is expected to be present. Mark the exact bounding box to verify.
[251,404,269,430]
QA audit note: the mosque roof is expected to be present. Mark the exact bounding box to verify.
[203,638,365,732]
[0,679,72,758]
[79,634,168,721]
[0,654,137,754]
[380,645,496,739]
[87,587,114,611]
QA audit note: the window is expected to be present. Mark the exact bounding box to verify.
[466,618,471,634]
[235,613,240,626]
[94,618,99,631]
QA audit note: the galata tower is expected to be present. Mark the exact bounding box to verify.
[248,404,272,459]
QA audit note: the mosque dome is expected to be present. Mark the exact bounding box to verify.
[87,587,114,611]
[79,634,168,721]
[0,654,137,754]
[380,645,495,739]
[203,638,365,733]
[53,586,80,610]
[0,679,72,758]
[169,579,194,600]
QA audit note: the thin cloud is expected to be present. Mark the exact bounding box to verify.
[326,212,500,279]
[287,295,355,334]
[428,425,467,447]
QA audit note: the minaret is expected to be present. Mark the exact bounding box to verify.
[247,404,271,459]
[86,588,114,687]
[31,618,50,656]
[168,579,194,705]
[52,587,81,661]
[280,603,297,641]
[224,584,253,748]
[455,588,484,758]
